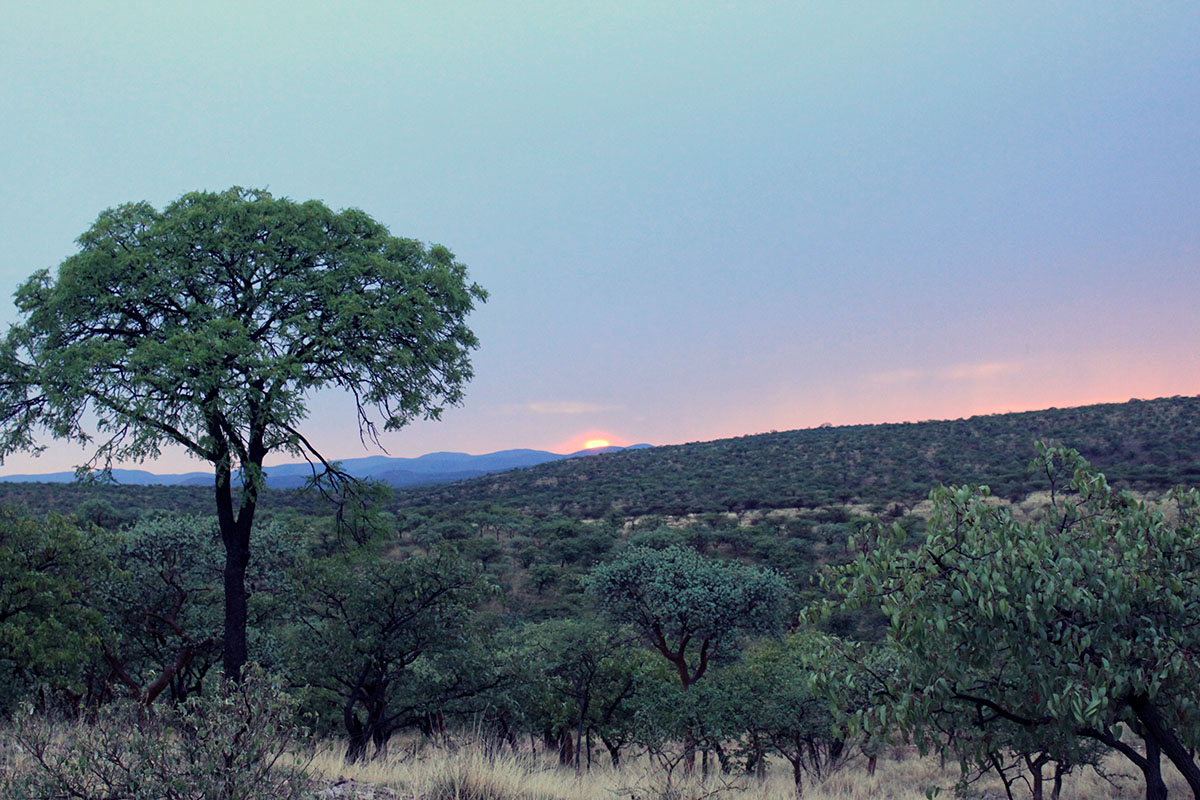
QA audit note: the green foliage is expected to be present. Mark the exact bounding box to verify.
[4,396,1199,635]
[732,634,850,788]
[819,444,1200,798]
[75,496,138,529]
[1,665,311,800]
[630,667,742,765]
[6,390,1200,792]
[286,545,491,760]
[0,481,335,522]
[627,632,854,786]
[627,526,688,551]
[506,617,655,767]
[0,508,104,713]
[586,545,788,690]
[91,515,301,705]
[89,514,223,705]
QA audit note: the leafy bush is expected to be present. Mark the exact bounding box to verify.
[0,509,106,715]
[1,665,312,800]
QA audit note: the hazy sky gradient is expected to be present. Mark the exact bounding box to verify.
[2,2,1197,474]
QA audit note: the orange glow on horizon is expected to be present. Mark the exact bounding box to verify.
[552,431,624,453]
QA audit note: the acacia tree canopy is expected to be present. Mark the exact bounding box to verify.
[586,545,788,691]
[0,187,487,680]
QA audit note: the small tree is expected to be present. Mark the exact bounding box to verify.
[586,545,788,770]
[287,546,488,761]
[0,188,486,680]
[733,633,851,793]
[92,514,300,707]
[513,618,646,771]
[820,444,1200,800]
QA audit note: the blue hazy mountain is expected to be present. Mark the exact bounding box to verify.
[0,444,653,489]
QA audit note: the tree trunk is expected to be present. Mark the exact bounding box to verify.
[1144,734,1168,800]
[674,664,696,774]
[361,685,393,760]
[221,526,250,682]
[1134,694,1200,799]
[214,446,257,684]
[683,730,698,775]
[1088,722,1167,800]
[558,728,574,766]
[345,710,369,763]
[601,734,622,768]
[343,670,390,763]
[745,737,767,781]
[575,691,590,773]
[496,715,518,754]
[371,720,391,759]
[1024,752,1049,800]
[825,739,845,776]
[712,740,732,774]
[986,752,1016,800]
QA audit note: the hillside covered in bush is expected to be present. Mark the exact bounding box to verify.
[400,394,1200,517]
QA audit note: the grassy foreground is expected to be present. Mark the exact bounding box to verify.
[306,738,1187,800]
[2,717,1186,798]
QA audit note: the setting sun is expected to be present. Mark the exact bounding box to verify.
[584,439,611,449]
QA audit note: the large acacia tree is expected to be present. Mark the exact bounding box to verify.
[0,188,486,680]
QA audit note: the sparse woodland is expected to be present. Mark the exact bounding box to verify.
[3,397,1200,798]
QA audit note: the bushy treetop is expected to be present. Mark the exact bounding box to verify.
[0,187,486,472]
[586,545,788,689]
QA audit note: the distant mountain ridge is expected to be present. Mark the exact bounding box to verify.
[0,444,653,489]
[2,397,1198,524]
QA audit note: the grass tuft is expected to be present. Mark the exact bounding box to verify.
[308,738,1190,800]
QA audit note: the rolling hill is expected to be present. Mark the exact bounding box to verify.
[397,395,1200,517]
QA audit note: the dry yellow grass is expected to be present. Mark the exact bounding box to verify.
[305,738,1189,800]
[6,720,1185,799]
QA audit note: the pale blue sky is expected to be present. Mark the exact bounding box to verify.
[2,2,1197,473]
